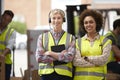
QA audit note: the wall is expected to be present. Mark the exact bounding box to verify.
[4,0,51,29]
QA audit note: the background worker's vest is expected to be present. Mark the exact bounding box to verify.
[38,32,73,77]
[74,36,111,80]
[105,31,118,62]
[0,27,14,64]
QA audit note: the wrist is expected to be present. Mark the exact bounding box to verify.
[0,54,5,58]
[84,56,88,60]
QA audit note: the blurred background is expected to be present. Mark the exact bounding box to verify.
[0,0,120,79]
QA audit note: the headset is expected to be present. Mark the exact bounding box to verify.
[48,9,66,23]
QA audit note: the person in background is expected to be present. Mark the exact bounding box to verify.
[105,19,120,74]
[0,10,16,80]
[73,9,112,80]
[35,9,75,80]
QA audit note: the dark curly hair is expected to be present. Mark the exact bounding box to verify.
[79,9,103,33]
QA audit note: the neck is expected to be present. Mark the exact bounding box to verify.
[87,32,98,41]
[88,32,97,38]
[54,28,62,33]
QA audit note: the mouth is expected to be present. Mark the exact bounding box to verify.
[86,27,92,31]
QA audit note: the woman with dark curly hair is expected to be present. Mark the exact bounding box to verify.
[73,9,112,80]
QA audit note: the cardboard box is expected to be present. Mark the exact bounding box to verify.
[32,70,40,80]
[22,69,40,80]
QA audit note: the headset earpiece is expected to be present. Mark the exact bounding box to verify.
[63,17,65,22]
[49,18,51,23]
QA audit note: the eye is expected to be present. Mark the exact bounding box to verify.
[57,17,62,20]
[89,20,94,24]
[84,21,88,24]
[52,17,56,20]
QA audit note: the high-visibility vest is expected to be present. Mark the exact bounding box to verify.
[38,31,73,77]
[74,36,111,80]
[0,27,14,64]
[105,31,118,62]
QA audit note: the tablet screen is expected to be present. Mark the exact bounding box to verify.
[51,44,65,52]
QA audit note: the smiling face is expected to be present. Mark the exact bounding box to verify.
[83,16,97,34]
[50,12,63,32]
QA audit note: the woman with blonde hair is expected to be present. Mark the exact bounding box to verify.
[36,9,75,80]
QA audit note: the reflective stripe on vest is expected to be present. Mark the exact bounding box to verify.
[39,63,53,69]
[105,31,117,62]
[39,32,73,77]
[0,27,12,51]
[75,71,106,77]
[0,27,11,48]
[105,31,117,43]
[0,49,3,53]
[0,41,6,45]
[54,65,72,72]
[43,32,48,51]
[39,64,72,72]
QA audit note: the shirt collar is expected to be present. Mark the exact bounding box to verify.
[50,30,64,36]
[83,33,100,41]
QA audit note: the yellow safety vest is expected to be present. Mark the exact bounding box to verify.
[38,31,73,77]
[0,27,14,64]
[105,31,116,62]
[74,36,111,80]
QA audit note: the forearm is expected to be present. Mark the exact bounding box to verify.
[36,55,55,63]
[35,34,55,63]
[2,48,11,56]
[74,57,95,67]
[73,49,95,67]
[44,51,59,60]
[45,49,75,62]
[87,43,111,66]
[47,39,76,62]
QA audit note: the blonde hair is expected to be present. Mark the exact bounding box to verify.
[49,9,65,18]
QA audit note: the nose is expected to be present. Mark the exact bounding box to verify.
[86,22,90,26]
[54,19,58,22]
